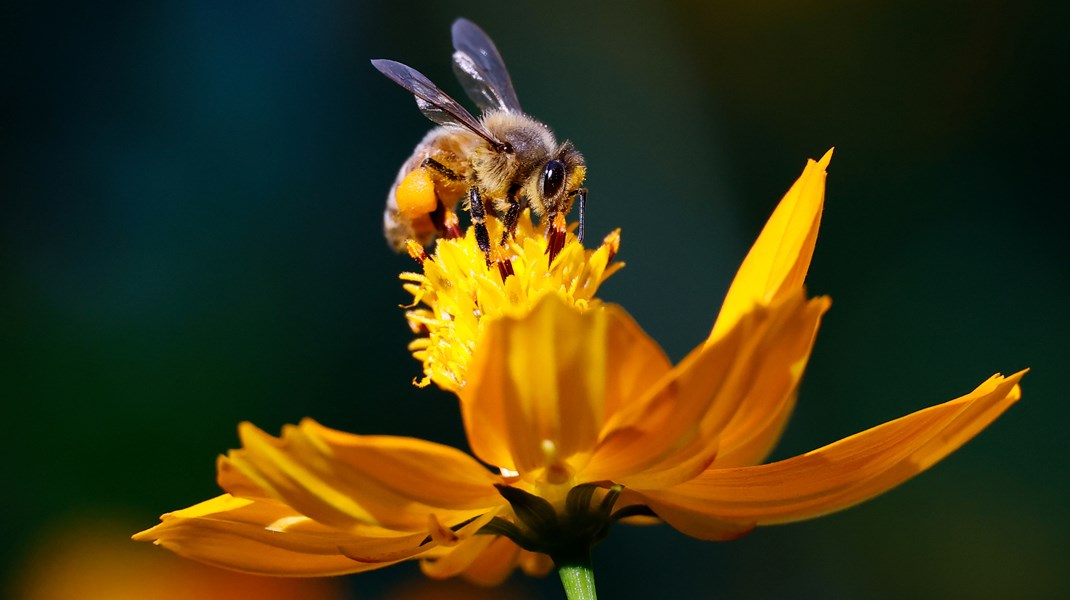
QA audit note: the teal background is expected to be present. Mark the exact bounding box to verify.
[6,0,1067,598]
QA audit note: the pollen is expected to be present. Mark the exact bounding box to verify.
[401,209,623,393]
[396,168,438,219]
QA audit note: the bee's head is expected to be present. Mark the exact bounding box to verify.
[526,141,585,219]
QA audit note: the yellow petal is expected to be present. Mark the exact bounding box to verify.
[227,421,500,531]
[133,495,401,576]
[584,291,828,484]
[637,371,1024,539]
[708,149,832,344]
[461,293,612,474]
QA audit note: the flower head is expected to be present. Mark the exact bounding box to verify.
[136,150,1024,586]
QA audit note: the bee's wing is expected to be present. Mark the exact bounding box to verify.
[371,59,503,147]
[451,18,523,113]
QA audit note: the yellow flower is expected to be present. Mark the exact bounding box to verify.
[135,150,1024,586]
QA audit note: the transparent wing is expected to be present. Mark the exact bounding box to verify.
[371,59,502,146]
[451,18,522,113]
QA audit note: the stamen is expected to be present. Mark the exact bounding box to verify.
[405,240,429,265]
[602,230,621,263]
[546,217,567,265]
[443,210,462,239]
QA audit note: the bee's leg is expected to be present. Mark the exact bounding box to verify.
[570,187,588,242]
[499,186,522,245]
[467,186,493,263]
[420,158,463,181]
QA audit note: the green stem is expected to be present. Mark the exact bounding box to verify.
[556,548,597,600]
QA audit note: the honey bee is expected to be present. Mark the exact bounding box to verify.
[373,18,587,260]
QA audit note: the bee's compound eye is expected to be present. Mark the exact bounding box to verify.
[541,160,566,198]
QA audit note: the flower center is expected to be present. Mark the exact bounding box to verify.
[400,210,622,393]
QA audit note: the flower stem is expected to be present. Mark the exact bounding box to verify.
[555,548,597,600]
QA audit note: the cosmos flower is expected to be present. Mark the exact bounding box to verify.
[135,150,1023,591]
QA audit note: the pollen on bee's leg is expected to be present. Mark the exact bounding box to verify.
[396,168,437,219]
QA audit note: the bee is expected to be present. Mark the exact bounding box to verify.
[372,18,587,260]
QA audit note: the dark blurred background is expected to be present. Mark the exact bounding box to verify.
[6,0,1068,598]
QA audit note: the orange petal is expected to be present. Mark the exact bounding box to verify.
[342,512,497,564]
[519,550,553,577]
[227,421,500,532]
[638,371,1024,539]
[712,291,827,468]
[461,294,617,474]
[298,420,502,509]
[455,537,524,586]
[602,305,673,424]
[420,535,496,581]
[713,392,798,469]
[216,454,272,499]
[420,534,524,585]
[133,495,403,576]
[611,433,720,490]
[584,291,828,484]
[709,149,832,344]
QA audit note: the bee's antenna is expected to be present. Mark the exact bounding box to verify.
[573,188,587,243]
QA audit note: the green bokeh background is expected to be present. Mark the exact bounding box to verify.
[6,0,1068,598]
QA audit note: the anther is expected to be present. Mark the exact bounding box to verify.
[496,258,515,282]
[546,220,567,265]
